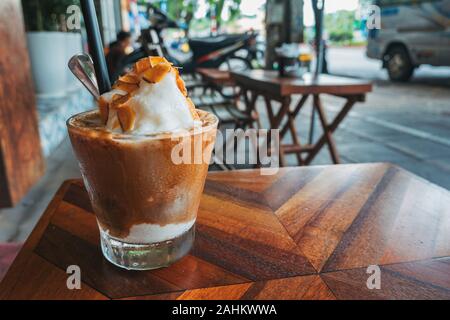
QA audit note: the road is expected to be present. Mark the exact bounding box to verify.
[308,46,450,189]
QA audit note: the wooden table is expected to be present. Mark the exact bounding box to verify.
[197,68,234,87]
[1,163,449,300]
[231,70,373,166]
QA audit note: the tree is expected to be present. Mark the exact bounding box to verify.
[207,0,242,30]
[152,0,198,35]
[324,10,355,44]
[183,0,197,35]
[152,0,242,34]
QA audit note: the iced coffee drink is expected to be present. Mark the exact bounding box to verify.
[67,57,217,270]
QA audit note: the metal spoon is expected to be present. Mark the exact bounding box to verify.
[68,53,100,100]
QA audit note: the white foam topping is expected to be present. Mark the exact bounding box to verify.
[103,71,200,135]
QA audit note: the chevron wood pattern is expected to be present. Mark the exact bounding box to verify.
[0,163,449,300]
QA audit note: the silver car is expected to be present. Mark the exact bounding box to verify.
[367,0,450,81]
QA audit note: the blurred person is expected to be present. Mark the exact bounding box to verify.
[106,31,132,81]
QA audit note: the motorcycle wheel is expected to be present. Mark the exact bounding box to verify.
[219,56,252,72]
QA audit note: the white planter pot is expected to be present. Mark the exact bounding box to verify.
[27,32,68,98]
[66,33,83,92]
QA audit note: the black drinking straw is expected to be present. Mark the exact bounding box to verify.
[80,0,111,94]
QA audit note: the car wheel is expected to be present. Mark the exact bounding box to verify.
[386,46,414,82]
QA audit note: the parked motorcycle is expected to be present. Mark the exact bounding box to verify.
[121,4,261,75]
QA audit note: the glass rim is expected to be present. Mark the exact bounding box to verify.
[67,108,219,141]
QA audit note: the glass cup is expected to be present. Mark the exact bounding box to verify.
[67,109,218,270]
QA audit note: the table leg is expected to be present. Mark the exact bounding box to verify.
[241,90,262,167]
[274,97,292,129]
[244,90,258,116]
[287,116,305,165]
[304,96,357,165]
[309,104,316,144]
[278,95,310,166]
[263,96,291,167]
[263,96,275,127]
[243,89,263,128]
[314,95,340,164]
[280,94,309,138]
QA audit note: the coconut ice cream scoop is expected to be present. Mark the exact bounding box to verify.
[98,56,200,135]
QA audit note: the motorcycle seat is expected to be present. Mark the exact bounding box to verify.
[189,34,247,50]
[189,34,250,60]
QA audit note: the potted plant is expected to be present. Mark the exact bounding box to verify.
[22,0,81,97]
